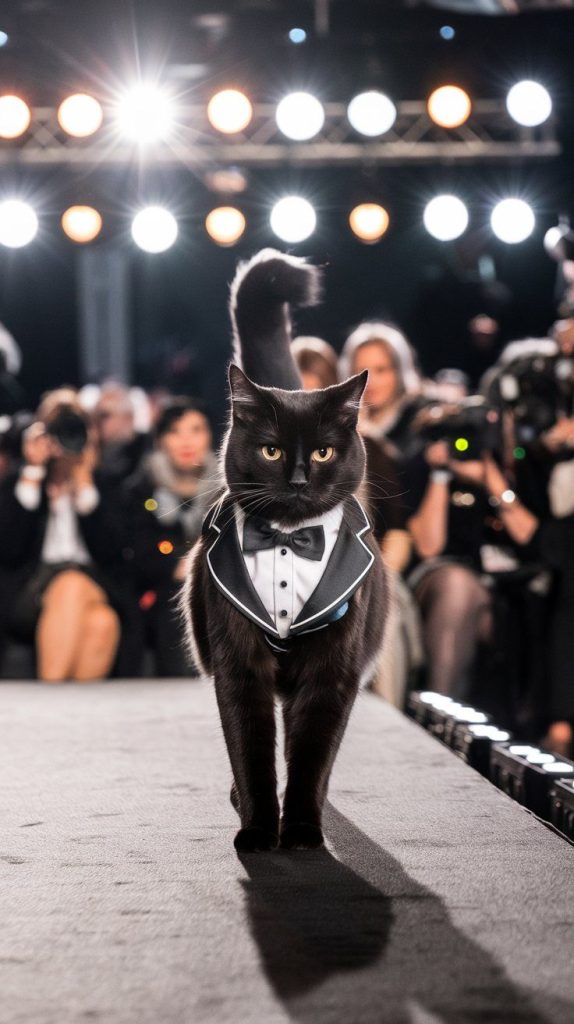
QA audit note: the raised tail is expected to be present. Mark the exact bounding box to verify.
[229,248,322,390]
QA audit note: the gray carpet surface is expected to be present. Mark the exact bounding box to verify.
[1,680,573,1024]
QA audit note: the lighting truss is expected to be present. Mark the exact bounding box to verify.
[0,100,559,168]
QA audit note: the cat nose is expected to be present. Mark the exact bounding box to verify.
[289,464,308,488]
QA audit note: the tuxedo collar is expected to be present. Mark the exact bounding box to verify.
[204,493,375,640]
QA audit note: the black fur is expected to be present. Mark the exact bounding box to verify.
[184,251,387,852]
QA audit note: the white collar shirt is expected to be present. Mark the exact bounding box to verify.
[235,502,344,639]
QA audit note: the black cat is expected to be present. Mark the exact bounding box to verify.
[183,250,388,852]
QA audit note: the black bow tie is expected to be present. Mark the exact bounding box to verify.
[243,515,326,561]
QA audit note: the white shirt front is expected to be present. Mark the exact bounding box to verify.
[15,478,99,565]
[235,502,344,639]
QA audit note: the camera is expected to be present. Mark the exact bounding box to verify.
[488,349,574,445]
[46,409,89,455]
[413,396,500,461]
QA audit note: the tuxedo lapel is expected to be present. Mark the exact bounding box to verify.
[290,497,374,634]
[205,497,280,636]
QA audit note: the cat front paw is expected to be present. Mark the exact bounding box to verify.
[280,822,324,850]
[234,825,279,853]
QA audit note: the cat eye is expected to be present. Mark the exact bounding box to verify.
[311,446,334,463]
[261,445,283,461]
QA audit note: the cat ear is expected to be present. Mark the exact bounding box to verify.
[228,363,262,424]
[326,370,368,427]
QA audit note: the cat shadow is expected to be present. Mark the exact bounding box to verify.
[239,803,573,1024]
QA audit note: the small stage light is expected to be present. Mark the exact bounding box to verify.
[270,196,316,243]
[207,89,253,134]
[58,94,103,138]
[116,85,175,143]
[0,30,8,47]
[347,92,396,137]
[61,206,102,243]
[506,81,552,128]
[276,92,325,141]
[349,203,390,243]
[491,199,535,244]
[131,206,178,253]
[440,26,455,41]
[427,86,471,129]
[0,199,38,248]
[289,28,307,44]
[0,95,31,139]
[205,206,246,246]
[424,195,469,241]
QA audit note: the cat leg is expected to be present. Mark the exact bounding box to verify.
[213,667,280,852]
[280,679,358,850]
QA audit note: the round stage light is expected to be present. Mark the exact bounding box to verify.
[58,94,103,138]
[0,31,8,47]
[207,89,253,134]
[347,91,397,137]
[491,199,535,244]
[0,200,38,248]
[543,763,574,773]
[270,196,316,243]
[61,206,102,243]
[116,85,175,143]
[349,203,390,243]
[205,206,246,246]
[506,81,552,128]
[276,92,325,141]
[0,95,31,139]
[423,195,469,241]
[131,206,178,253]
[427,86,471,128]
[289,28,307,44]
[525,751,555,765]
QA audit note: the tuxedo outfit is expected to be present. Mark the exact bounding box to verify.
[203,494,375,651]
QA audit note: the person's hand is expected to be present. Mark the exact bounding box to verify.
[482,452,509,499]
[425,441,450,467]
[22,422,52,468]
[541,416,574,452]
[448,458,485,486]
[173,556,188,582]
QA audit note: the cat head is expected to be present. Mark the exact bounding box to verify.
[223,365,368,525]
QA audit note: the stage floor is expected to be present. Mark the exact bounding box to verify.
[1,680,573,1024]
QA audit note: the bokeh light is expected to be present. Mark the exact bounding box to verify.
[423,195,469,241]
[205,207,246,246]
[427,85,472,128]
[61,206,102,243]
[116,84,175,143]
[289,28,307,44]
[0,95,31,139]
[270,196,316,243]
[276,92,325,141]
[506,81,552,128]
[349,203,390,243]
[0,200,38,248]
[347,91,396,137]
[58,94,103,138]
[491,199,535,244]
[207,89,253,134]
[131,206,178,253]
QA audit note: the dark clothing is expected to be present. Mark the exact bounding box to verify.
[362,436,408,542]
[541,515,574,720]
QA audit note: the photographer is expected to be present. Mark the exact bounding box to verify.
[0,388,132,682]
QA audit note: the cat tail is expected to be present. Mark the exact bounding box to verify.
[229,248,322,390]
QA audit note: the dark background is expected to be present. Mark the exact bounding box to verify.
[1,0,574,432]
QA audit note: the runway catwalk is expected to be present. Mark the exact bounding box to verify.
[1,680,573,1024]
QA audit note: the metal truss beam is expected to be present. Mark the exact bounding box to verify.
[0,101,560,168]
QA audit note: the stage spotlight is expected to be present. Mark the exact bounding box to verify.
[289,28,307,44]
[0,95,31,139]
[276,92,324,141]
[347,91,396,137]
[440,26,455,41]
[506,81,552,128]
[205,206,246,246]
[0,200,38,248]
[349,203,390,243]
[0,31,8,47]
[207,89,252,134]
[116,85,175,143]
[424,195,469,241]
[58,94,103,138]
[491,199,535,244]
[427,86,471,128]
[270,196,316,243]
[61,206,102,243]
[131,206,178,253]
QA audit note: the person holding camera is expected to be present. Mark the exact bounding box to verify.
[0,388,131,682]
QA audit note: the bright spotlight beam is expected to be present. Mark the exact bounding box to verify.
[0,199,38,248]
[207,90,253,134]
[116,85,175,143]
[506,81,552,128]
[349,203,390,243]
[58,94,103,138]
[427,86,472,129]
[347,92,396,137]
[491,199,535,244]
[270,197,316,243]
[424,195,469,241]
[275,92,325,141]
[131,206,178,253]
[0,95,31,139]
